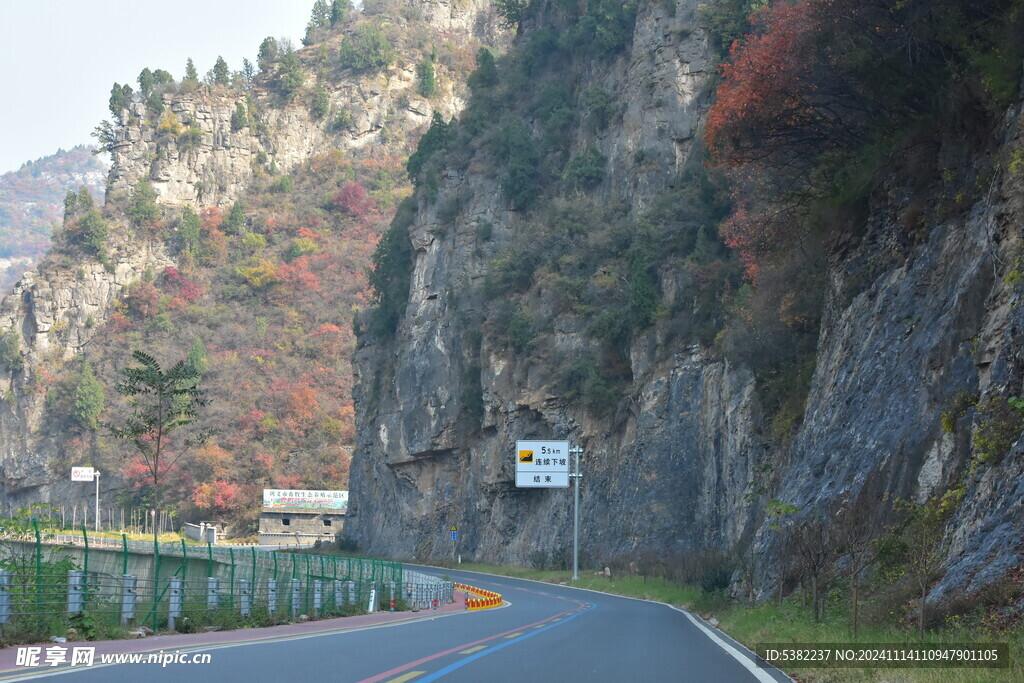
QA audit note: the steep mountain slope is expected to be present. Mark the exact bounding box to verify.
[0,0,504,526]
[350,0,1024,612]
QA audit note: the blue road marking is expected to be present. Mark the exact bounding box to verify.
[416,602,595,682]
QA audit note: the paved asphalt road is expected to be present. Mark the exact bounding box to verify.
[0,566,790,683]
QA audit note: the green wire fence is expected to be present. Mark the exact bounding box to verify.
[0,526,420,633]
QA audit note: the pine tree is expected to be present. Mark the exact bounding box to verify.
[184,58,199,84]
[73,362,105,431]
[330,0,350,25]
[185,337,208,377]
[178,206,201,255]
[213,56,230,86]
[258,37,279,72]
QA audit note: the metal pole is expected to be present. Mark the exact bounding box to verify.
[94,472,101,532]
[571,444,582,581]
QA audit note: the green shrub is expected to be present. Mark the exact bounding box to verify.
[417,59,436,97]
[311,86,330,119]
[972,395,1024,465]
[76,209,109,256]
[127,180,159,226]
[583,86,617,130]
[0,330,23,373]
[338,24,396,72]
[231,102,249,131]
[367,198,415,336]
[563,145,606,187]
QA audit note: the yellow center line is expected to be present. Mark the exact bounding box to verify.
[458,646,487,655]
[386,671,425,683]
[504,632,524,638]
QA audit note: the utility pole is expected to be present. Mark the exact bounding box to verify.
[569,444,583,581]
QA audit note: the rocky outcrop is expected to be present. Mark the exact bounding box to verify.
[0,238,173,503]
[348,1,758,564]
[351,0,1024,602]
[0,1,506,508]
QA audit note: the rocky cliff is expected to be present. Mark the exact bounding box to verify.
[348,0,763,563]
[350,0,1024,603]
[0,0,504,510]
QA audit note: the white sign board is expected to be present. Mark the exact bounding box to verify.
[515,440,570,488]
[71,467,95,482]
[262,489,348,510]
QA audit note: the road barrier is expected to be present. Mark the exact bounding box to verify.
[0,524,454,634]
[455,582,503,610]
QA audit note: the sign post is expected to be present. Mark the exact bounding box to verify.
[449,525,458,561]
[570,445,582,581]
[514,441,582,581]
[71,468,99,531]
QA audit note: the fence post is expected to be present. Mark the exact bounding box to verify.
[0,570,10,631]
[273,552,278,581]
[207,577,220,611]
[80,525,89,577]
[268,578,278,614]
[312,580,322,617]
[229,547,236,609]
[290,578,301,617]
[251,547,257,588]
[122,533,129,576]
[168,576,182,631]
[33,519,42,611]
[304,555,311,613]
[239,579,251,617]
[207,541,214,578]
[347,580,355,607]
[151,537,161,630]
[121,574,137,626]
[335,580,345,609]
[67,570,85,614]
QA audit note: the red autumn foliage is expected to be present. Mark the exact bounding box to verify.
[705,0,825,167]
[192,479,242,514]
[276,255,321,293]
[331,182,373,218]
[123,281,161,319]
[162,267,204,303]
[200,207,224,231]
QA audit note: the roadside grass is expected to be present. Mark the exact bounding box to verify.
[439,562,1021,683]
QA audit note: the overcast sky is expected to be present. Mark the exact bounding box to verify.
[0,1,314,173]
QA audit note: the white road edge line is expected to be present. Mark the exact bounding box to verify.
[419,565,792,682]
[667,605,782,683]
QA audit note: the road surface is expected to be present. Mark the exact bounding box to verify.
[0,565,789,682]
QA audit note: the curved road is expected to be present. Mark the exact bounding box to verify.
[1,566,789,682]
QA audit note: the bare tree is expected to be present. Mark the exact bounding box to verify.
[791,518,835,621]
[833,496,881,639]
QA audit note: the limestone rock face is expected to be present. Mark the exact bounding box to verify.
[0,1,505,508]
[348,1,757,564]
[350,0,1024,603]
[0,240,173,501]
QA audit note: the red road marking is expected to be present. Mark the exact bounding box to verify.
[358,587,589,683]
